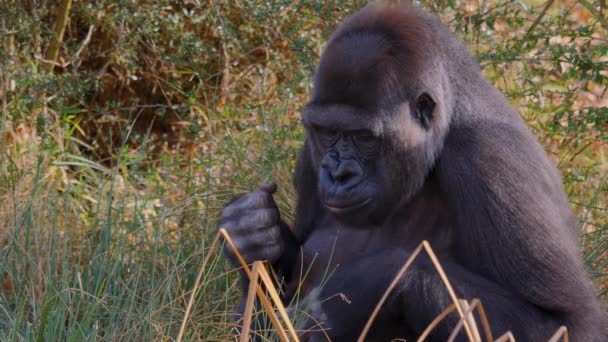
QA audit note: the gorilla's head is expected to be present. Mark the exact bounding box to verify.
[301,3,453,226]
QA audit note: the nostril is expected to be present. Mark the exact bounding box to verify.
[332,162,361,184]
[333,168,354,183]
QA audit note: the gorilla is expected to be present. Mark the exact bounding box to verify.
[219,2,606,341]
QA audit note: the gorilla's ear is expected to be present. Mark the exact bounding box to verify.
[414,92,436,129]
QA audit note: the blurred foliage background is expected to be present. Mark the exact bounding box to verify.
[0,0,606,340]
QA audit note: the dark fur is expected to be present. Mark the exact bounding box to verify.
[220,3,606,341]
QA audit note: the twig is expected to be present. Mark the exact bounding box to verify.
[183,229,299,342]
[43,0,72,72]
[74,25,94,58]
[526,0,555,36]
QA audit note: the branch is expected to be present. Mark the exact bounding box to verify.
[526,0,555,36]
[43,0,73,72]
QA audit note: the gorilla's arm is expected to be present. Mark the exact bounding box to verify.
[397,255,565,340]
[433,121,604,340]
[295,248,566,341]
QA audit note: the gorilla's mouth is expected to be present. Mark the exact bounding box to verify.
[324,198,372,214]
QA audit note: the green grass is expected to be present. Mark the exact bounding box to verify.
[0,100,305,340]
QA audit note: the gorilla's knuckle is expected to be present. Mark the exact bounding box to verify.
[265,245,282,261]
[257,209,278,226]
[222,192,263,217]
[220,217,248,236]
[266,225,282,241]
[220,204,242,220]
[240,191,267,209]
[218,220,234,234]
[229,237,244,252]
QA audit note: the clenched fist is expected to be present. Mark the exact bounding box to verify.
[219,183,285,264]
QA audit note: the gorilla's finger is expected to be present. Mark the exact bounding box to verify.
[225,209,278,231]
[260,224,282,242]
[243,224,282,244]
[231,235,283,263]
[226,219,281,243]
[221,193,275,218]
[258,243,283,262]
[246,209,279,229]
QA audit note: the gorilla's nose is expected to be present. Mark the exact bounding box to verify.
[321,158,363,188]
[332,160,360,184]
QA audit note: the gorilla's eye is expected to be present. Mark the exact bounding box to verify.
[353,131,378,156]
[414,93,436,129]
[354,131,375,144]
[317,126,340,146]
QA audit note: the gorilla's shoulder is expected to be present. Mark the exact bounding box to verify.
[444,120,540,159]
[439,119,564,198]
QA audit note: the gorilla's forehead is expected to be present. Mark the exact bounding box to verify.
[322,31,392,74]
[312,37,389,108]
[302,103,377,130]
[302,102,411,138]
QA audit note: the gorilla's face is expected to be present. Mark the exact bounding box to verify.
[315,127,378,220]
[302,27,446,227]
[302,81,442,226]
[302,104,407,226]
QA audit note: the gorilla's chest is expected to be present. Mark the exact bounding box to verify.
[302,220,379,273]
[294,210,452,294]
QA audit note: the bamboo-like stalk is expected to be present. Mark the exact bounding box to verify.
[256,263,299,341]
[44,0,73,72]
[418,304,457,342]
[547,326,569,342]
[494,332,516,342]
[447,299,482,342]
[241,263,262,342]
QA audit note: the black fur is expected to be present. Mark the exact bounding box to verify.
[219,3,606,341]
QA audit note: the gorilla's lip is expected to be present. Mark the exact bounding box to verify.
[324,198,372,214]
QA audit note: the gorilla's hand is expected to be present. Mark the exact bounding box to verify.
[220,183,284,265]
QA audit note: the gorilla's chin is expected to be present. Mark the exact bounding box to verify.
[324,197,372,215]
[323,198,375,227]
